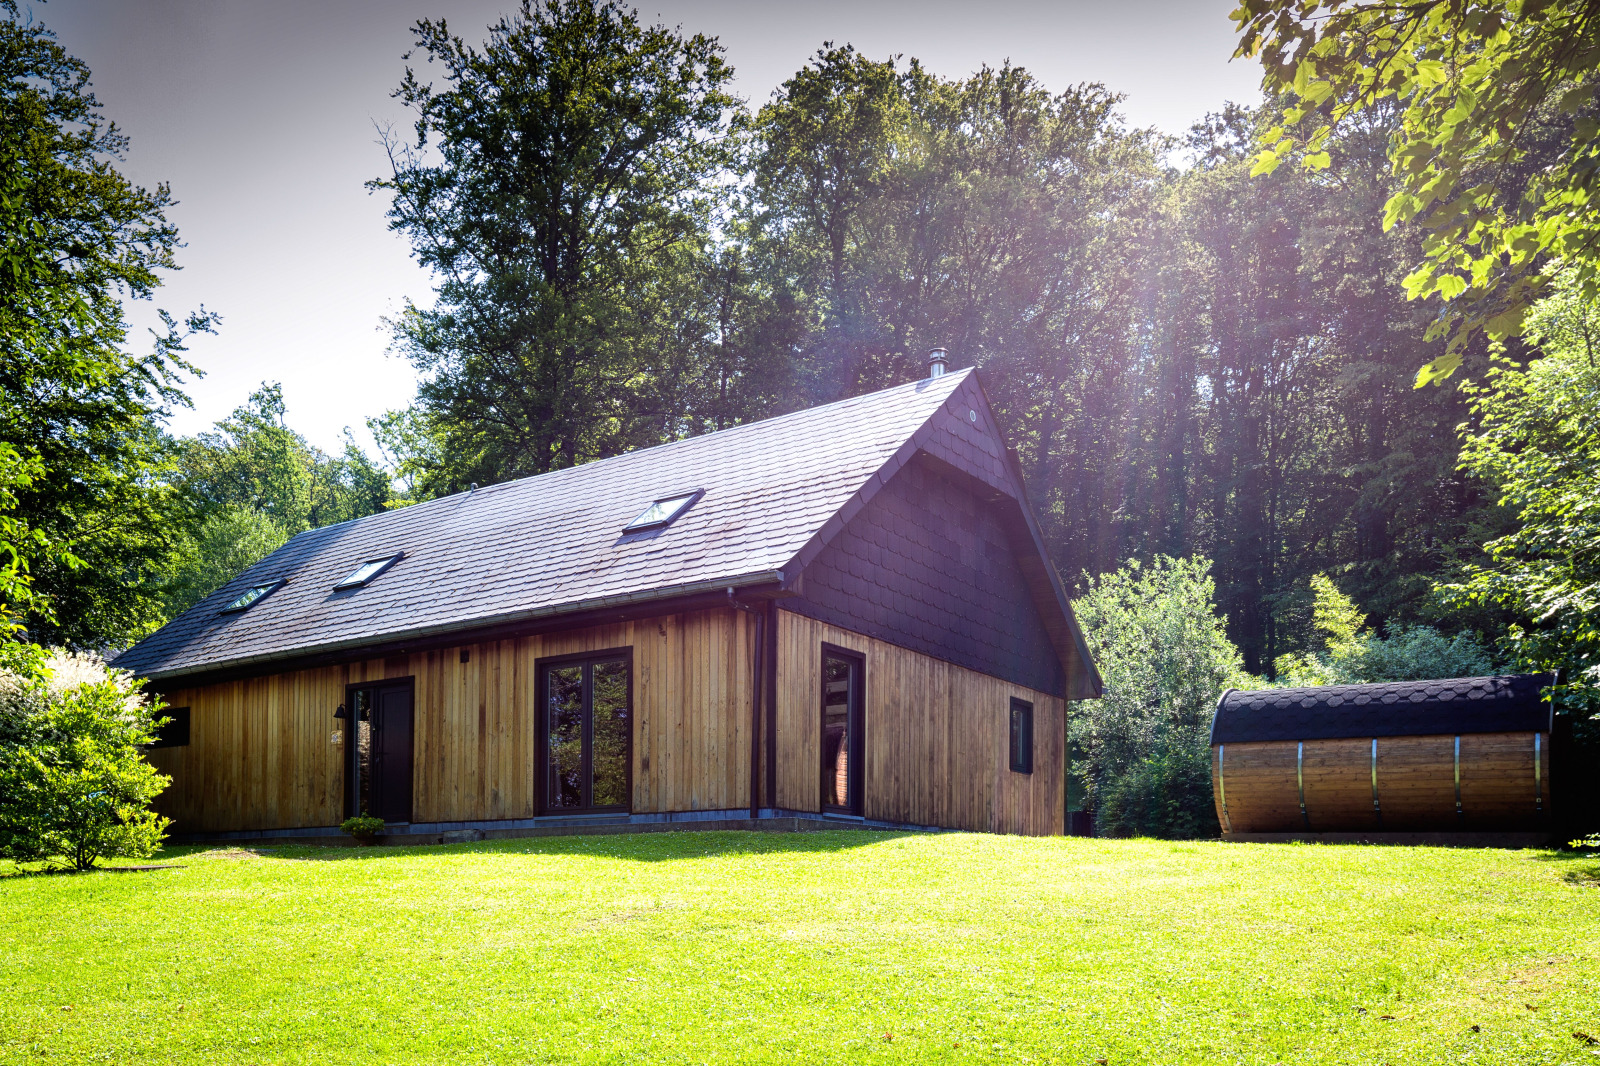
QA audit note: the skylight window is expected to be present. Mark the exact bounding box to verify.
[624,490,701,532]
[221,580,285,614]
[334,554,402,590]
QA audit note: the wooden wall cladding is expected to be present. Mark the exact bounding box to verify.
[148,608,753,833]
[1213,732,1549,834]
[774,608,1064,835]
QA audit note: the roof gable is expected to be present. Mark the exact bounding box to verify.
[115,368,1100,698]
[117,372,971,680]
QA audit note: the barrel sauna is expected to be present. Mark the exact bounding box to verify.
[1210,675,1553,839]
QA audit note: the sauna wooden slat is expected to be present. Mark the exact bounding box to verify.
[1215,731,1551,834]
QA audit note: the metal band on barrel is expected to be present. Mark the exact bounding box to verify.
[1454,735,1463,819]
[1370,737,1380,824]
[1534,733,1543,813]
[1297,741,1309,830]
[1217,744,1232,834]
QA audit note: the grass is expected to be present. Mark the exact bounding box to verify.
[1,832,1598,1065]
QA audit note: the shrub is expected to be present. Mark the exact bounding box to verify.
[340,814,385,840]
[1274,573,1497,686]
[1094,740,1219,839]
[0,648,171,871]
[1071,556,1246,838]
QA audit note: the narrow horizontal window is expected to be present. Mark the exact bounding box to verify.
[221,579,285,614]
[1009,697,1034,775]
[624,490,702,532]
[334,553,403,590]
[150,707,190,749]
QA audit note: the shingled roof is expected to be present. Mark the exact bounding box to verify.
[115,369,1098,692]
[1210,674,1554,744]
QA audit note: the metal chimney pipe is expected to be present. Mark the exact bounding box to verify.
[927,348,948,378]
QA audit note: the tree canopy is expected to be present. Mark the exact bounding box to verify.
[370,0,745,491]
[1235,0,1600,386]
[0,0,215,645]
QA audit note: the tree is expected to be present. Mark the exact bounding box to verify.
[1069,556,1245,837]
[1274,572,1497,684]
[162,384,392,618]
[0,1,215,645]
[371,0,742,490]
[0,649,170,871]
[1235,0,1600,385]
[1444,271,1600,724]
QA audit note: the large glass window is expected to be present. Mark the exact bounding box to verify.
[821,647,864,813]
[540,654,631,812]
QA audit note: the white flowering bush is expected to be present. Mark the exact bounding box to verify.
[0,646,171,870]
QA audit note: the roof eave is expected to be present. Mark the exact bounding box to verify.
[127,570,788,684]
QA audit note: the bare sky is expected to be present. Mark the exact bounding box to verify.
[38,0,1260,453]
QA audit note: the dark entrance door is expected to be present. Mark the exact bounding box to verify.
[821,646,864,814]
[346,679,414,823]
[538,652,631,813]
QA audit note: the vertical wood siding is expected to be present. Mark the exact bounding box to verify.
[148,609,753,833]
[772,608,1065,835]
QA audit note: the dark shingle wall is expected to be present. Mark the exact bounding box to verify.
[789,459,1064,696]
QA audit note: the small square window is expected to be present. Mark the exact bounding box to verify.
[221,580,284,614]
[624,491,701,532]
[1009,697,1034,774]
[334,553,402,590]
[151,707,190,748]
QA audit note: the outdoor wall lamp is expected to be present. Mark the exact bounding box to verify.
[333,703,348,720]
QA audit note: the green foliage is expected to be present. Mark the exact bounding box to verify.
[371,0,749,492]
[0,2,215,645]
[1093,741,1218,840]
[340,814,385,839]
[1444,272,1600,724]
[159,506,289,621]
[1276,572,1497,685]
[0,648,170,871]
[1070,555,1245,837]
[1235,0,1600,385]
[161,383,390,618]
[0,443,46,630]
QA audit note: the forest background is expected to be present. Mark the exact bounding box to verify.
[6,0,1512,678]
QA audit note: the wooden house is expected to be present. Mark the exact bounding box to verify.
[115,364,1102,842]
[1210,675,1554,843]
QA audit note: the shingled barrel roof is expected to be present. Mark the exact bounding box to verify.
[1210,674,1554,745]
[116,368,1099,694]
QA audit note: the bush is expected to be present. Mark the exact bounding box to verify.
[340,814,385,840]
[1274,573,1497,686]
[1071,556,1247,838]
[0,648,171,870]
[1095,740,1219,839]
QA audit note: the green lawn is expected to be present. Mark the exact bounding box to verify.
[1,832,1597,1065]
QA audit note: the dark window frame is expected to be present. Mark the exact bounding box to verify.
[819,642,866,815]
[219,578,286,614]
[333,553,404,590]
[342,675,416,821]
[622,489,705,533]
[533,646,634,815]
[150,706,190,749]
[1009,697,1034,775]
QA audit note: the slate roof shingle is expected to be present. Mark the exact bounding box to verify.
[1209,674,1555,745]
[115,371,994,682]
